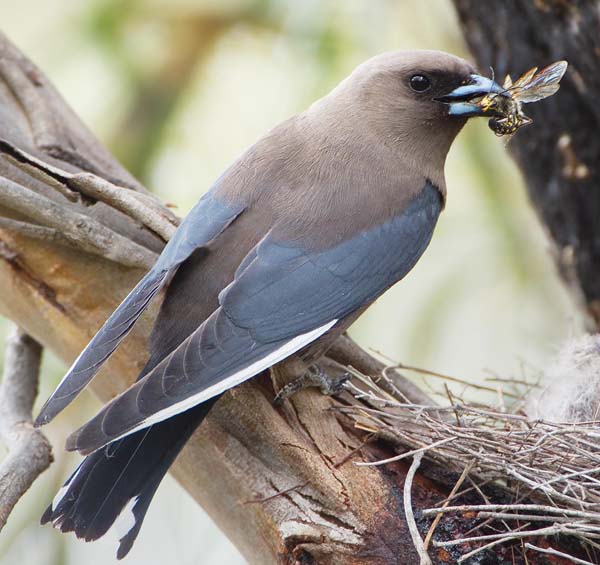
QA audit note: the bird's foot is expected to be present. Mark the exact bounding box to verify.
[274,365,350,405]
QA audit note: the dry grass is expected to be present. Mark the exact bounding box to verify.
[337,362,600,563]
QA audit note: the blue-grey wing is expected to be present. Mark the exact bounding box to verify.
[66,182,441,454]
[35,192,245,426]
[221,181,442,341]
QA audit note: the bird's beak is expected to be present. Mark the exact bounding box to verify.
[436,74,507,117]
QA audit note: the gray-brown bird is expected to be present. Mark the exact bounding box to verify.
[36,50,505,558]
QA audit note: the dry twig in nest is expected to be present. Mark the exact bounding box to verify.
[337,363,600,563]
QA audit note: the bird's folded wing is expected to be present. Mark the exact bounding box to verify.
[66,182,442,454]
[35,192,245,426]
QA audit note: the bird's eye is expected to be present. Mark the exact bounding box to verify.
[409,74,431,92]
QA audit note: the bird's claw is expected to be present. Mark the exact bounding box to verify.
[273,366,350,405]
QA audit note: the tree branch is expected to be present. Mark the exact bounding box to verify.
[0,140,178,241]
[0,217,74,247]
[0,326,51,531]
[0,175,158,269]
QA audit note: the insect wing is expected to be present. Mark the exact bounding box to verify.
[510,66,538,90]
[509,60,568,104]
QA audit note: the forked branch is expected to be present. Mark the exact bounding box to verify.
[0,327,51,531]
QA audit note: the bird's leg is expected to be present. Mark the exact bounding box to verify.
[272,359,350,405]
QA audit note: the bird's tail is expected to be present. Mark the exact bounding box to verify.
[41,399,217,559]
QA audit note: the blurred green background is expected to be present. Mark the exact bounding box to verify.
[0,1,583,564]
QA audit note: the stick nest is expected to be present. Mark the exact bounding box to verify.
[337,362,600,563]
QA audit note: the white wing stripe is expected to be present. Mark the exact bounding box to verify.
[106,319,338,445]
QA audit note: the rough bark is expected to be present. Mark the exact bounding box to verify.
[453,0,600,329]
[0,29,584,564]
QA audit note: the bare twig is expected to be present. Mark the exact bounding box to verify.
[68,174,178,241]
[355,437,456,467]
[433,524,565,548]
[0,176,157,269]
[524,543,595,565]
[422,505,600,521]
[456,523,531,563]
[477,512,594,524]
[0,327,52,531]
[0,140,179,241]
[423,460,474,550]
[403,451,431,565]
[396,362,521,400]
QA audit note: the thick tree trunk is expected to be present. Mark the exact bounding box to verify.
[453,0,600,328]
[0,28,588,564]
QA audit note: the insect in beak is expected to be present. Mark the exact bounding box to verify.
[436,74,508,117]
[438,61,567,136]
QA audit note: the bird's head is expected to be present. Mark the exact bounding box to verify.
[320,50,505,185]
[339,49,505,128]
